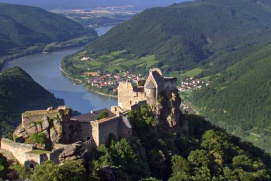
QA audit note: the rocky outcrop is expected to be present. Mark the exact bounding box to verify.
[58,141,84,163]
[158,89,182,131]
[13,106,72,149]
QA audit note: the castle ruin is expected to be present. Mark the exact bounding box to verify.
[117,68,177,112]
[0,68,180,169]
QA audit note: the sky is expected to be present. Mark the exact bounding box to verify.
[0,0,190,10]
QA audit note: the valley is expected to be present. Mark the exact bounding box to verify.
[1,0,271,180]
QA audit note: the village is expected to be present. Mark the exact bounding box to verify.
[84,70,209,93]
[178,77,210,92]
[84,70,146,94]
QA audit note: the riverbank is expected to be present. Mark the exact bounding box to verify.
[0,34,97,71]
[60,66,117,98]
[60,66,83,83]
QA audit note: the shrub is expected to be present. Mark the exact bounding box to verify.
[97,111,109,120]
[25,133,45,144]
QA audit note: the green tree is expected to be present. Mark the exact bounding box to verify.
[59,160,87,181]
[188,149,211,167]
[25,133,45,144]
[188,150,211,181]
[169,155,190,181]
[12,164,31,180]
[97,111,109,120]
[30,160,89,181]
[92,144,113,171]
[0,154,8,180]
[201,130,230,157]
[30,161,61,181]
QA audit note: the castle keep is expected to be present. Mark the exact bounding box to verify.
[117,68,177,111]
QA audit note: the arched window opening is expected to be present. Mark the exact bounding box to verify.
[29,163,34,169]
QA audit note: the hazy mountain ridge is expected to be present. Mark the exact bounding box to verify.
[0,0,190,10]
[0,3,97,57]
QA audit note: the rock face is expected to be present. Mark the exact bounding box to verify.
[158,89,182,131]
[13,106,72,149]
[58,141,84,163]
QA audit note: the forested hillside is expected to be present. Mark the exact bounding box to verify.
[75,0,271,72]
[190,42,271,152]
[0,67,63,137]
[0,3,97,60]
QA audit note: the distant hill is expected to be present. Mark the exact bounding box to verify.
[0,67,64,136]
[0,3,97,57]
[0,0,190,10]
[79,0,271,72]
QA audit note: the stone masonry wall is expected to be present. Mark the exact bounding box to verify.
[118,82,147,110]
[98,117,119,145]
[118,82,134,110]
[24,152,49,168]
[91,116,119,146]
[1,138,33,165]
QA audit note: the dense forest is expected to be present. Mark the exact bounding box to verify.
[4,105,271,180]
[0,3,98,67]
[190,42,271,152]
[0,67,63,137]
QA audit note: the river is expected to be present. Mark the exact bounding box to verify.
[1,25,117,114]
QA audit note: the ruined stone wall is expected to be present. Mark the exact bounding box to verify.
[1,138,33,165]
[91,121,99,147]
[80,122,93,142]
[68,121,92,143]
[91,117,119,146]
[24,152,49,168]
[164,77,177,91]
[135,91,147,100]
[146,97,157,108]
[118,82,147,110]
[130,100,147,111]
[22,110,58,128]
[118,82,134,110]
[98,117,119,145]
